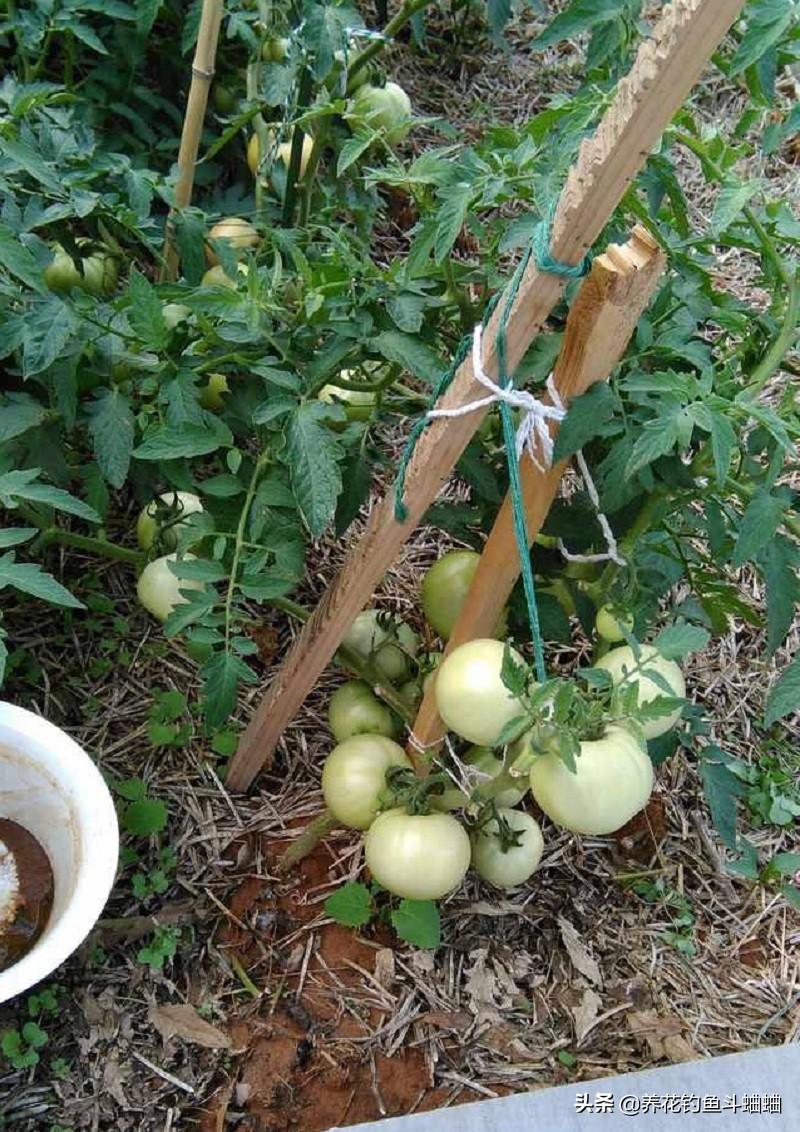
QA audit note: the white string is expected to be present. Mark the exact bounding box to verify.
[423,324,625,568]
[424,325,567,472]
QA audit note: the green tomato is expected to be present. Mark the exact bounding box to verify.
[467,746,527,807]
[421,550,507,640]
[200,373,229,412]
[342,610,420,683]
[529,724,653,835]
[321,734,410,830]
[261,35,288,62]
[364,809,471,899]
[205,217,259,266]
[399,679,422,712]
[213,84,237,114]
[44,245,117,297]
[136,491,204,552]
[471,808,544,889]
[350,81,412,146]
[136,553,205,623]
[595,605,634,643]
[201,265,237,289]
[435,638,527,747]
[328,680,397,742]
[594,644,685,739]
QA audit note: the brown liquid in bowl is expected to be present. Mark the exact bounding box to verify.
[0,818,54,972]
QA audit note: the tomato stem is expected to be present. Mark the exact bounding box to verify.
[276,810,337,873]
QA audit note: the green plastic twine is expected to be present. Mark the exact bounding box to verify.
[393,204,591,684]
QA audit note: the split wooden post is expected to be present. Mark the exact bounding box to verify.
[160,0,224,282]
[227,0,745,793]
[407,227,666,756]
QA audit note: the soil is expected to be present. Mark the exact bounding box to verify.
[0,818,54,972]
[198,837,481,1131]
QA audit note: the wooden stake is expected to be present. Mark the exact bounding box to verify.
[160,0,224,282]
[227,0,745,792]
[407,227,666,756]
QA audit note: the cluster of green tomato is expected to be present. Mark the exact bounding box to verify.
[319,549,686,904]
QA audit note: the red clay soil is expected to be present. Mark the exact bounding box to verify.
[196,836,477,1132]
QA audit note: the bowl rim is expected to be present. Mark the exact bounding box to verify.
[0,702,119,1004]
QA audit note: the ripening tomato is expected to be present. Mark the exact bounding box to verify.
[350,82,412,146]
[529,724,653,835]
[364,809,471,899]
[594,644,685,739]
[595,605,634,643]
[421,550,507,640]
[136,553,205,623]
[321,734,410,829]
[342,610,420,683]
[201,265,237,289]
[205,218,259,266]
[248,131,313,181]
[435,638,527,747]
[471,808,544,888]
[163,303,192,330]
[136,491,204,552]
[213,84,237,114]
[328,680,397,742]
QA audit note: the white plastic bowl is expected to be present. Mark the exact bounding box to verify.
[0,702,119,1004]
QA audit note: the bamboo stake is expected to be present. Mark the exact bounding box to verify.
[407,227,666,757]
[160,0,224,282]
[227,0,745,792]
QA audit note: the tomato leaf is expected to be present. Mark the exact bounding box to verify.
[202,649,258,730]
[532,0,625,49]
[732,488,788,567]
[370,330,444,386]
[87,387,135,488]
[698,747,747,850]
[764,654,800,728]
[552,383,616,462]
[134,421,231,461]
[391,899,440,949]
[286,403,342,536]
[729,0,795,75]
[0,552,84,609]
[324,882,374,928]
[652,621,709,660]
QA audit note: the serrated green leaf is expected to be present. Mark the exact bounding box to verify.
[710,178,759,234]
[699,747,746,850]
[625,410,681,477]
[732,488,787,567]
[552,382,616,462]
[286,404,342,536]
[1,137,61,192]
[0,552,84,609]
[0,473,100,525]
[324,882,374,927]
[126,269,168,349]
[162,591,216,637]
[0,392,46,443]
[759,539,798,655]
[69,20,108,53]
[124,797,167,836]
[87,388,135,489]
[729,0,795,75]
[337,129,374,176]
[532,0,625,49]
[391,899,441,949]
[0,223,47,293]
[434,182,472,263]
[764,654,800,727]
[653,622,710,660]
[22,296,77,377]
[202,649,258,730]
[134,422,231,461]
[371,330,443,385]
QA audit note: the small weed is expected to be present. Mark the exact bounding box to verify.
[630,878,697,957]
[138,925,182,970]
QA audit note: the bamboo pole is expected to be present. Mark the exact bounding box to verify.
[407,227,666,757]
[160,0,224,282]
[226,0,745,792]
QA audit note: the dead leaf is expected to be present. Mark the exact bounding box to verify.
[478,1022,533,1061]
[149,1004,230,1050]
[102,1054,130,1109]
[626,1009,695,1062]
[374,948,395,989]
[572,988,603,1045]
[418,1010,472,1032]
[558,917,603,987]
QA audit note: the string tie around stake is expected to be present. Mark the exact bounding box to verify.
[393,204,593,685]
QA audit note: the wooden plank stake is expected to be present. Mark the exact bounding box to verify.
[160,0,224,282]
[407,226,666,756]
[227,0,745,792]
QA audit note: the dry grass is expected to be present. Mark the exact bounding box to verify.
[1,7,799,1131]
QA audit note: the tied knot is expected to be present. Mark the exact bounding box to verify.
[472,325,566,471]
